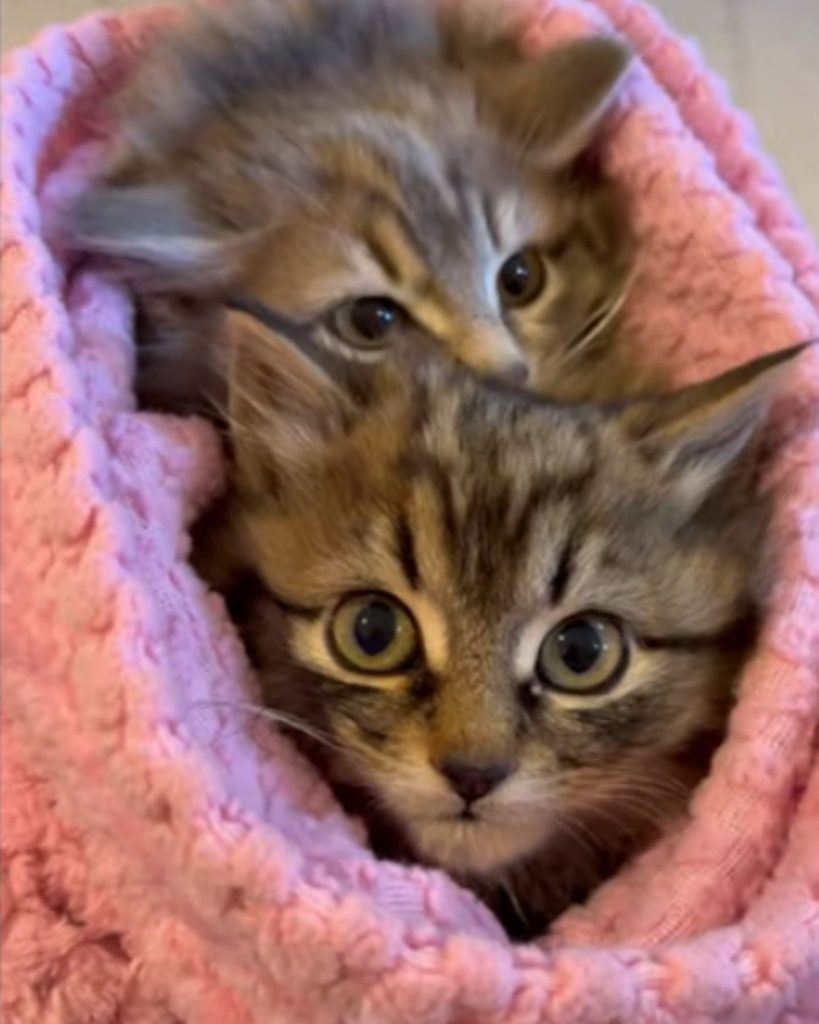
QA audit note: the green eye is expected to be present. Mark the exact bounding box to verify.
[497,248,547,308]
[536,614,627,694]
[332,297,406,350]
[330,593,420,674]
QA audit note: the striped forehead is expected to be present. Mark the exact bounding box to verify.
[399,394,597,607]
[314,114,538,269]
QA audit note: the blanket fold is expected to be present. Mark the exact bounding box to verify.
[3,2,819,1021]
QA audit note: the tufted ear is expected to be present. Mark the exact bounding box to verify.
[466,34,631,167]
[620,343,810,511]
[66,182,248,291]
[225,308,363,495]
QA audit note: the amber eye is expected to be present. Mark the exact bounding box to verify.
[330,593,420,674]
[536,614,627,694]
[332,297,406,350]
[497,248,547,308]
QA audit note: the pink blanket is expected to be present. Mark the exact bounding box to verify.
[3,2,819,1021]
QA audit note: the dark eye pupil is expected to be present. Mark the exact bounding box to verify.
[500,254,532,299]
[557,621,602,674]
[350,298,399,340]
[354,600,397,656]
[498,248,546,308]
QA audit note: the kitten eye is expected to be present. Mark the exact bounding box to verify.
[330,593,420,674]
[332,297,406,350]
[497,248,547,308]
[536,614,627,694]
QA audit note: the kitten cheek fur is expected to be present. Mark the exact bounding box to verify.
[64,0,636,407]
[192,312,804,937]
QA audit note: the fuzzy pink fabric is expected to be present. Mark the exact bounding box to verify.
[3,1,819,1021]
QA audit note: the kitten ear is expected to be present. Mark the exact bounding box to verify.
[474,36,631,167]
[67,183,247,291]
[225,309,359,494]
[621,343,810,508]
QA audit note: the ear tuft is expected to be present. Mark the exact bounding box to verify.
[66,183,245,291]
[226,310,353,494]
[470,35,631,166]
[621,342,810,509]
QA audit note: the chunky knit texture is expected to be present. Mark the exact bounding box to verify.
[3,2,819,1021]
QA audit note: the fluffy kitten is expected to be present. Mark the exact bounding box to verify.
[193,308,801,938]
[67,0,636,412]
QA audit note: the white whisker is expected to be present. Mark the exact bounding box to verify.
[192,699,349,756]
[566,270,635,358]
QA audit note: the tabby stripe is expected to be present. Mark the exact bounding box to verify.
[511,474,591,552]
[336,178,429,283]
[638,608,759,652]
[546,235,571,261]
[223,570,323,625]
[254,577,324,621]
[362,223,403,283]
[225,294,314,348]
[424,459,460,552]
[481,193,501,250]
[549,535,575,606]
[270,594,324,621]
[394,513,420,589]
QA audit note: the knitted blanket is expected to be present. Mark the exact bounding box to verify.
[3,2,819,1022]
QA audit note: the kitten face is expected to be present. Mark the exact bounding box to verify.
[235,452,749,878]
[195,313,797,914]
[238,129,629,394]
[67,0,634,407]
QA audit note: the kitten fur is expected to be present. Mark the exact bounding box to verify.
[67,0,639,412]
[193,311,801,939]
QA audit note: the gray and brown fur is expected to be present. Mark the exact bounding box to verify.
[67,0,638,411]
[193,311,801,938]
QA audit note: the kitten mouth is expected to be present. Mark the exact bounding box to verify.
[411,810,549,876]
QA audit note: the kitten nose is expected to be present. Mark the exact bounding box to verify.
[437,757,513,804]
[498,361,529,387]
[460,323,527,384]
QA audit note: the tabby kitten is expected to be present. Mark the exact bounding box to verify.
[67,0,636,413]
[194,308,801,938]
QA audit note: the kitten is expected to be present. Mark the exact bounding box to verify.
[66,0,637,413]
[193,308,802,939]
